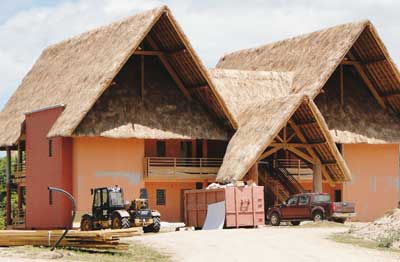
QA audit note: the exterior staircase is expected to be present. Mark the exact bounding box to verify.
[258,162,305,205]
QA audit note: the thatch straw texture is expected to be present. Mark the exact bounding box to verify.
[0,6,165,147]
[217,20,400,144]
[209,69,293,124]
[216,95,305,182]
[74,56,227,140]
[217,20,368,97]
[0,5,234,146]
[316,68,400,144]
[210,69,351,182]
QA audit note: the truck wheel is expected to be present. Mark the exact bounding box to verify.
[270,213,281,226]
[111,215,130,229]
[80,216,93,231]
[312,211,323,222]
[291,221,301,226]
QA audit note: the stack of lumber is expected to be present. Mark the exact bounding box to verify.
[0,228,143,250]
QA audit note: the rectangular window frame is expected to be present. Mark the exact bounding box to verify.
[156,189,166,206]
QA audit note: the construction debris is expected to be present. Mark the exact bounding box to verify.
[350,208,400,249]
[0,228,142,250]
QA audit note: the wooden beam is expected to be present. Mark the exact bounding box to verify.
[286,146,316,164]
[134,50,164,56]
[296,120,316,126]
[140,55,145,99]
[382,91,400,98]
[258,146,283,160]
[322,165,336,187]
[288,120,321,162]
[145,36,192,101]
[341,60,360,65]
[286,132,297,143]
[5,147,12,225]
[340,64,344,107]
[270,143,319,148]
[347,52,386,109]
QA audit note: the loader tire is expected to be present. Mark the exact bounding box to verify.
[152,216,161,233]
[112,215,130,229]
[143,216,161,233]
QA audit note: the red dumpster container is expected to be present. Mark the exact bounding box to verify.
[184,186,265,228]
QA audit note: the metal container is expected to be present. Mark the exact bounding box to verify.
[184,186,265,228]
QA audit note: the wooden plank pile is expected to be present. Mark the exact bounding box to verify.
[0,228,143,250]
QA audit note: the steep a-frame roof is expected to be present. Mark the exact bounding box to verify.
[0,6,235,147]
[217,20,400,144]
[210,69,351,183]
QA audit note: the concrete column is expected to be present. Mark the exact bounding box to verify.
[313,162,323,193]
[5,147,12,226]
[247,163,259,185]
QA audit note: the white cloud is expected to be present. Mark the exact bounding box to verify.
[0,0,399,107]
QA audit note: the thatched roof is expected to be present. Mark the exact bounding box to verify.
[0,6,234,147]
[209,69,293,123]
[217,20,400,144]
[210,69,351,183]
[74,56,227,140]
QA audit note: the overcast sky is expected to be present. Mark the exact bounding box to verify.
[0,0,399,109]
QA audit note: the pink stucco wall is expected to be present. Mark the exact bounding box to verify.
[343,144,399,221]
[72,137,145,215]
[25,106,73,229]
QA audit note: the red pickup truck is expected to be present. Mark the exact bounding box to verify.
[266,193,356,226]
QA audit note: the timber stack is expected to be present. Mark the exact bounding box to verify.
[0,228,142,250]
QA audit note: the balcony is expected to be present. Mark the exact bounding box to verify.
[12,162,26,184]
[144,157,223,181]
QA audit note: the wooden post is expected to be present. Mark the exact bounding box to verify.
[140,55,145,99]
[313,161,323,193]
[5,147,12,226]
[340,64,344,107]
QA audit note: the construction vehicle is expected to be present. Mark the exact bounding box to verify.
[80,186,161,233]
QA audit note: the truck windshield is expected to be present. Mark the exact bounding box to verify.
[313,194,330,203]
[109,191,124,207]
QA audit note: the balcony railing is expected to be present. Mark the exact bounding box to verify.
[12,162,26,184]
[12,208,25,229]
[144,157,223,179]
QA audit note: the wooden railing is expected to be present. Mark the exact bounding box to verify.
[144,157,223,178]
[12,208,25,229]
[12,162,26,184]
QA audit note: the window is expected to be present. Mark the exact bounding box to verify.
[93,190,101,207]
[334,190,342,202]
[298,195,309,206]
[196,182,203,190]
[180,141,192,158]
[156,141,166,157]
[48,139,53,157]
[286,196,298,206]
[313,194,331,203]
[156,189,166,205]
[101,189,108,207]
[140,188,148,199]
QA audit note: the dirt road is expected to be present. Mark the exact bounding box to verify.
[135,226,400,262]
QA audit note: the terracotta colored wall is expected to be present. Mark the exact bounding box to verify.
[145,182,199,222]
[73,137,145,216]
[25,107,73,229]
[300,181,343,201]
[343,144,399,221]
[144,139,202,158]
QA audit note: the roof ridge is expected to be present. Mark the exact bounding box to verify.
[42,5,168,54]
[220,19,370,62]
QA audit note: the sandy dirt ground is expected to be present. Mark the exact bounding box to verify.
[135,226,400,262]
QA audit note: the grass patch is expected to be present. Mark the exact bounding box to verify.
[299,221,347,228]
[329,232,400,253]
[0,242,170,262]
